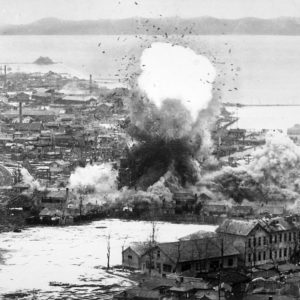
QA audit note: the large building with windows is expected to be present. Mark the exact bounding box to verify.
[138,238,239,276]
[217,217,300,267]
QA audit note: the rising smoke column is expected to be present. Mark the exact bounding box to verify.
[123,42,218,190]
[138,42,216,121]
[20,168,41,190]
[203,132,300,204]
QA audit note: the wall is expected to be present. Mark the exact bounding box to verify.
[122,248,141,269]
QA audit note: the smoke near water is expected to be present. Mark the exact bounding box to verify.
[63,42,220,206]
[138,42,216,121]
[65,41,300,210]
[123,42,218,190]
[202,132,300,205]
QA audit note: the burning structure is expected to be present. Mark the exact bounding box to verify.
[64,41,300,218]
[120,42,218,193]
[200,132,300,207]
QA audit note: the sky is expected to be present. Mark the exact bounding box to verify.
[1,0,300,24]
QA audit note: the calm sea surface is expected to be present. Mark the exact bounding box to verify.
[0,35,300,130]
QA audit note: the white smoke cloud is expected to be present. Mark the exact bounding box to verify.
[69,163,119,204]
[247,132,300,187]
[20,168,41,190]
[201,132,300,205]
[138,42,216,121]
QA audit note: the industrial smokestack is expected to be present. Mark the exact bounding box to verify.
[66,187,69,202]
[19,102,22,124]
[89,74,92,95]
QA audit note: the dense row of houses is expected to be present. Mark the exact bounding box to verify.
[114,189,288,224]
[8,185,103,225]
[0,78,129,186]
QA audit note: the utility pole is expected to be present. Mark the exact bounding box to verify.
[218,238,224,300]
[106,233,111,270]
[79,194,83,222]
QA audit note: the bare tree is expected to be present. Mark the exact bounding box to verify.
[122,235,128,271]
[174,240,182,274]
[151,221,157,244]
[106,233,111,270]
[146,221,159,275]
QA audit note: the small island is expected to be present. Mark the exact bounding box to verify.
[33,56,55,65]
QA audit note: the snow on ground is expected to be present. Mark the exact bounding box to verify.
[0,219,216,299]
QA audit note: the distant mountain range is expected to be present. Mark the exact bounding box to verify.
[1,17,300,35]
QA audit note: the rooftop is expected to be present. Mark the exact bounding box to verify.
[62,95,96,102]
[216,219,260,236]
[124,242,149,256]
[156,238,239,263]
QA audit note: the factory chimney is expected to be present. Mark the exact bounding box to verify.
[19,101,23,124]
[89,74,92,95]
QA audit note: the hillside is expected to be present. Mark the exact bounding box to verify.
[1,17,300,35]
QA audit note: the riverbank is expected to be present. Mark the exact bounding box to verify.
[0,209,221,234]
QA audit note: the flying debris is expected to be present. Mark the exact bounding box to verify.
[121,42,218,190]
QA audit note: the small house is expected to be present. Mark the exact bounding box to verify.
[122,242,149,269]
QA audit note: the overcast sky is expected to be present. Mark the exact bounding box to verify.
[1,0,300,24]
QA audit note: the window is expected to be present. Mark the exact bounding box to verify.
[270,250,272,259]
[284,248,287,257]
[156,263,161,273]
[293,232,296,241]
[258,252,261,261]
[274,235,277,244]
[269,235,272,244]
[279,249,282,258]
[163,264,172,273]
[258,237,261,246]
[253,253,256,262]
[248,253,251,263]
[253,237,256,247]
[284,233,287,242]
[289,232,292,241]
[157,250,161,258]
[263,236,266,245]
[248,238,251,248]
[199,261,206,270]
[228,258,234,267]
[182,262,192,272]
[128,255,132,260]
[263,251,266,260]
[279,234,282,243]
